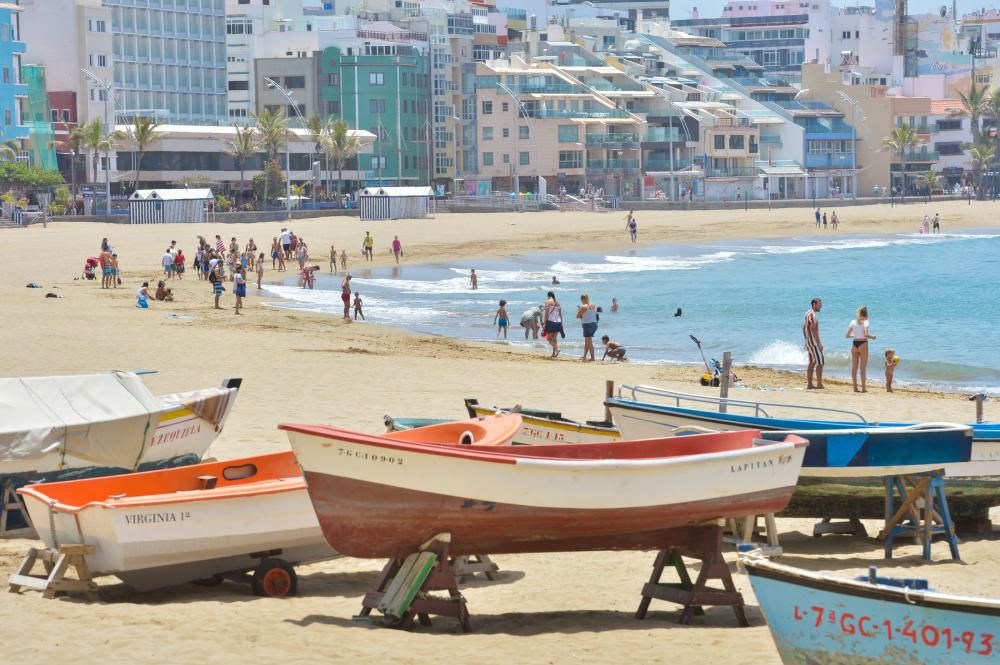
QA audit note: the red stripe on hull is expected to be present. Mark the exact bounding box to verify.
[303,471,796,558]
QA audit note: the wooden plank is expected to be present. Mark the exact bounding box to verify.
[7,574,50,590]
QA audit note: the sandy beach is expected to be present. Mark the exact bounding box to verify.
[1,199,998,663]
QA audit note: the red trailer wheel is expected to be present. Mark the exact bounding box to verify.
[252,558,298,598]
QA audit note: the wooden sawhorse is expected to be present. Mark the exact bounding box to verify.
[879,470,960,561]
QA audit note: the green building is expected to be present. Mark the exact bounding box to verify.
[320,44,431,187]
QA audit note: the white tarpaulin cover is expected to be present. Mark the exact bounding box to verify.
[0,371,162,471]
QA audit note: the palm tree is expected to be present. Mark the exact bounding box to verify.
[79,119,125,189]
[224,124,258,206]
[0,139,19,161]
[128,115,162,191]
[968,143,995,199]
[881,124,924,201]
[65,126,88,198]
[252,108,288,206]
[917,170,940,199]
[957,82,990,146]
[321,119,360,200]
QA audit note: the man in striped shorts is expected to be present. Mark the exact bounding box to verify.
[803,297,824,389]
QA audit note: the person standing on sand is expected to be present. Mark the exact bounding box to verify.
[279,228,291,261]
[542,291,563,358]
[577,293,598,361]
[256,252,265,289]
[363,231,374,262]
[392,236,403,264]
[493,299,509,339]
[340,249,348,272]
[923,214,930,234]
[520,305,542,339]
[110,253,120,288]
[341,274,352,319]
[822,212,828,229]
[271,238,280,269]
[846,305,877,392]
[933,213,940,233]
[831,211,839,230]
[233,266,246,315]
[625,211,637,243]
[803,298,825,389]
[884,348,899,392]
[330,245,337,273]
[815,208,821,229]
[470,269,478,290]
[353,292,365,320]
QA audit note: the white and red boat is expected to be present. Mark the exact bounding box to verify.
[19,451,334,594]
[282,422,808,559]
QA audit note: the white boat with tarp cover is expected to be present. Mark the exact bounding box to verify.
[0,371,241,488]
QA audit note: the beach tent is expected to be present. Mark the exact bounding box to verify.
[128,188,214,224]
[358,186,433,221]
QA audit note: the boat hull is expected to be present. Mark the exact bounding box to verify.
[608,401,973,478]
[607,398,999,477]
[284,424,807,559]
[466,400,620,445]
[745,559,1000,665]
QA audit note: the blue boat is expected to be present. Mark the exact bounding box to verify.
[606,385,995,477]
[744,556,1000,664]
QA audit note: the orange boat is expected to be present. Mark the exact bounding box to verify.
[383,413,522,446]
[19,451,334,596]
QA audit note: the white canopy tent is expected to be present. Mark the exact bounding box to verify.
[358,186,434,220]
[129,188,215,224]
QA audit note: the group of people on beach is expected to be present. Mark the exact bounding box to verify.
[813,208,840,230]
[803,298,899,393]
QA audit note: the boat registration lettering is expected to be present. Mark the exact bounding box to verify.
[337,448,403,465]
[794,604,995,656]
[150,423,202,448]
[523,427,565,442]
[730,454,793,473]
[124,511,191,525]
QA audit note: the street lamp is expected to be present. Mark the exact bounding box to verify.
[495,81,529,199]
[81,68,124,215]
[264,75,309,219]
[450,115,461,195]
[836,90,865,199]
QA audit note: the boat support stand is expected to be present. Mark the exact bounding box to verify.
[879,469,961,562]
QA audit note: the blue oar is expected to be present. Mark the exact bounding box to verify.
[131,369,158,375]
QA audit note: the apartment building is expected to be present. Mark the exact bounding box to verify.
[929,99,973,187]
[22,0,228,127]
[0,0,28,146]
[319,34,432,187]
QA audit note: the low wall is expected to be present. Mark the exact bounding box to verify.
[49,208,359,224]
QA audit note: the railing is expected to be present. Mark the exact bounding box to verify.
[615,384,868,422]
[525,108,633,120]
[643,159,695,171]
[705,166,759,177]
[644,128,683,142]
[558,160,583,169]
[805,153,854,169]
[587,159,640,170]
[446,193,544,212]
[901,151,940,161]
[759,134,782,144]
[912,125,938,134]
[801,120,855,135]
[586,133,638,145]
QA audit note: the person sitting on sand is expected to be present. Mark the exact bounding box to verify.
[601,335,627,361]
[353,292,365,321]
[154,280,173,302]
[136,282,151,309]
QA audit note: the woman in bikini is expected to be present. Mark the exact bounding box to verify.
[846,305,877,392]
[542,291,563,358]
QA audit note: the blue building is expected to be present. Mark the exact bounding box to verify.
[0,1,28,147]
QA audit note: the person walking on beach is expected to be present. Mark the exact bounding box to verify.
[884,348,899,392]
[831,211,839,231]
[493,300,509,339]
[271,238,281,270]
[210,260,224,310]
[822,212,828,229]
[846,305,877,392]
[256,252,265,289]
[233,266,246,315]
[330,245,337,273]
[340,249,348,272]
[923,214,930,234]
[815,208,821,228]
[601,335,627,361]
[363,231,374,262]
[215,234,226,258]
[341,274,352,319]
[803,298,825,389]
[392,236,403,264]
[625,211,637,243]
[353,292,365,321]
[542,291,564,358]
[470,269,478,290]
[520,305,542,339]
[933,213,940,233]
[577,293,598,361]
[279,228,291,260]
[175,248,185,280]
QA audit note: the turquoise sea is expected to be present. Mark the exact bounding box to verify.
[266,229,1000,396]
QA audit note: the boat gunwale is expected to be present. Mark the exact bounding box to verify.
[282,423,808,467]
[744,557,1000,617]
[467,404,621,436]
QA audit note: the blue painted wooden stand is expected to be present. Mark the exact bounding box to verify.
[879,470,960,561]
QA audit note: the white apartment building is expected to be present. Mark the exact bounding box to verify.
[23,0,228,126]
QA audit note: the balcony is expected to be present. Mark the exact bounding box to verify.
[586,133,638,146]
[901,151,939,162]
[805,153,855,169]
[705,166,759,177]
[643,158,694,171]
[644,127,683,143]
[525,108,632,120]
[586,159,639,171]
[759,134,782,145]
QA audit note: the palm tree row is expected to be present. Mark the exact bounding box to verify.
[956,83,1000,198]
[226,110,361,208]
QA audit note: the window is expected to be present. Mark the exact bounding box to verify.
[89,19,107,33]
[502,102,509,112]
[288,104,305,118]
[371,155,386,169]
[935,142,963,155]
[228,80,249,91]
[729,135,745,150]
[519,126,529,140]
[558,150,582,168]
[482,126,493,140]
[481,100,492,115]
[285,76,305,89]
[558,125,578,143]
[50,109,58,123]
[62,109,71,122]
[519,152,529,165]
[482,151,493,165]
[502,153,509,164]
[369,72,384,86]
[326,73,340,86]
[714,134,725,149]
[2,68,7,84]
[502,127,509,138]
[4,110,10,127]
[369,99,386,114]
[936,119,961,131]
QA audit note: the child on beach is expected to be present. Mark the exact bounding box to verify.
[353,292,364,320]
[494,299,509,339]
[155,280,173,302]
[256,252,265,289]
[470,269,478,290]
[233,266,246,315]
[136,282,150,308]
[340,249,348,272]
[392,236,403,264]
[330,245,337,273]
[210,262,224,310]
[601,335,627,361]
[884,348,899,392]
[110,253,120,288]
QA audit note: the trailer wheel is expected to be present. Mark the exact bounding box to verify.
[252,558,297,598]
